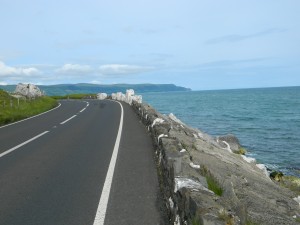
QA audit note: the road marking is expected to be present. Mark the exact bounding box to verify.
[79,101,89,113]
[0,103,61,129]
[93,101,124,225]
[60,115,77,125]
[0,131,49,158]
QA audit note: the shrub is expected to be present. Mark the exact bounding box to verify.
[206,174,223,196]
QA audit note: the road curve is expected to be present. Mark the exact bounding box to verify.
[0,100,162,225]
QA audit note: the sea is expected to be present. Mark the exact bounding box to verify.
[142,86,300,177]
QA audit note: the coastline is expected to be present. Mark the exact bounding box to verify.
[142,87,300,178]
[109,89,300,225]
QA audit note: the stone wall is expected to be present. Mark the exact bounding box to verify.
[131,101,300,225]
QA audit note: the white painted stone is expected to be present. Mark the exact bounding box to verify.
[189,162,200,169]
[111,93,117,100]
[256,164,269,178]
[151,118,164,127]
[132,95,142,104]
[174,177,213,193]
[293,196,300,207]
[169,113,184,125]
[158,134,168,143]
[125,89,135,105]
[241,155,256,163]
[97,93,107,100]
[126,89,135,96]
[112,89,142,105]
[115,92,126,102]
[222,141,233,153]
[198,132,204,139]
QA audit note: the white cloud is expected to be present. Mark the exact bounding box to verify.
[56,63,92,74]
[98,64,153,75]
[0,82,8,85]
[0,61,40,76]
[205,28,287,45]
[90,80,102,84]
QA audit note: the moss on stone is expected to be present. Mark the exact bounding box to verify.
[218,209,234,225]
[270,171,284,182]
[191,217,203,225]
[246,220,260,225]
[280,175,300,195]
[234,147,247,155]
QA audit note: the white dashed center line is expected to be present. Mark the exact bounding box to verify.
[0,131,49,158]
[60,115,77,125]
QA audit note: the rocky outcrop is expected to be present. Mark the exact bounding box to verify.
[217,134,241,153]
[14,83,44,98]
[130,100,300,225]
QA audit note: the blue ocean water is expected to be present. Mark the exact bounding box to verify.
[142,86,300,177]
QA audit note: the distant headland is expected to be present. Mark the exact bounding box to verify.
[0,83,191,96]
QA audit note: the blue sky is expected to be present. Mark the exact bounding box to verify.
[0,0,299,90]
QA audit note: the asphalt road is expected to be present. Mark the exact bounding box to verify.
[0,100,162,225]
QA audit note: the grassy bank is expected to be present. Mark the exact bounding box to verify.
[0,90,58,126]
[52,93,97,99]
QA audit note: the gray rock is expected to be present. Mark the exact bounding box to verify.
[217,134,241,152]
[14,83,44,98]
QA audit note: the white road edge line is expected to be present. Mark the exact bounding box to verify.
[0,103,61,129]
[93,101,124,225]
[60,115,77,125]
[0,131,49,158]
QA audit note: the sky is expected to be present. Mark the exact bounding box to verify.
[0,0,299,90]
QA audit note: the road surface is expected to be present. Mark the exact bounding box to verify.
[0,100,163,225]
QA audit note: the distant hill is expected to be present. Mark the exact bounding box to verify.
[0,83,191,96]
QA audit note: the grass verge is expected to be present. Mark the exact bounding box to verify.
[52,93,97,99]
[0,91,58,126]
